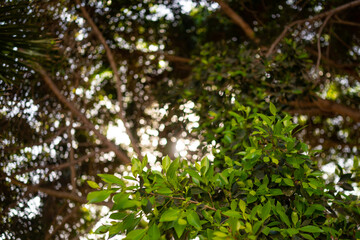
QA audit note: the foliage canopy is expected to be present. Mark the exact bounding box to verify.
[1,0,360,239]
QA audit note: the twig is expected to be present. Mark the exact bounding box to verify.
[315,13,334,79]
[266,0,360,57]
[68,117,77,192]
[75,0,143,161]
[148,192,217,211]
[213,0,259,43]
[333,15,360,27]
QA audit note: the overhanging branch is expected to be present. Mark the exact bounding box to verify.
[266,0,360,56]
[213,0,259,42]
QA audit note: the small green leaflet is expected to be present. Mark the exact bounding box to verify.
[87,180,99,189]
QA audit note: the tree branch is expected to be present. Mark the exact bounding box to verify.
[14,148,111,175]
[306,47,360,81]
[315,13,333,78]
[213,0,259,42]
[266,0,360,57]
[67,118,77,192]
[7,176,112,207]
[333,15,360,27]
[33,64,130,164]
[45,206,80,240]
[286,96,360,122]
[76,0,143,160]
[4,126,68,153]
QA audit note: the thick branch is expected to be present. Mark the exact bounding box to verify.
[213,0,259,42]
[286,96,360,122]
[8,176,112,207]
[266,0,360,56]
[33,64,130,164]
[14,148,111,175]
[76,0,142,160]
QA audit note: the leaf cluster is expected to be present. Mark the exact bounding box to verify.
[88,104,360,239]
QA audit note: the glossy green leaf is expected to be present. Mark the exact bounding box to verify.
[124,229,146,240]
[159,208,180,222]
[187,210,202,230]
[87,190,112,203]
[269,102,277,116]
[98,174,124,186]
[299,225,323,233]
[148,224,160,240]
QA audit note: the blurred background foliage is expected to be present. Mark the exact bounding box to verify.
[1,0,360,239]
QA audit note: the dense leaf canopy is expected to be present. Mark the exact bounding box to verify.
[1,0,360,239]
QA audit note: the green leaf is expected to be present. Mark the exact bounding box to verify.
[160,208,180,222]
[98,174,125,186]
[223,210,242,219]
[112,193,141,210]
[162,155,171,172]
[299,225,323,233]
[110,212,127,220]
[87,180,100,189]
[215,210,221,223]
[300,233,315,240]
[187,210,202,230]
[167,158,180,187]
[174,220,187,238]
[286,228,299,236]
[275,202,291,227]
[109,222,123,237]
[269,102,277,116]
[283,178,294,186]
[201,156,210,175]
[87,190,112,203]
[157,187,173,194]
[94,225,110,234]
[124,229,146,240]
[148,224,160,240]
[291,212,298,226]
[141,155,148,169]
[261,201,271,220]
[258,113,272,126]
[239,199,246,213]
